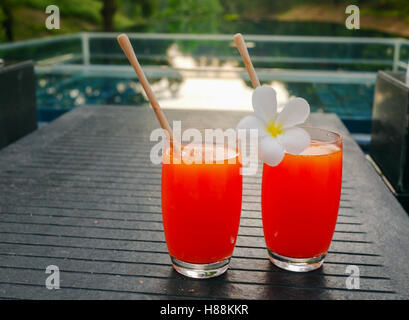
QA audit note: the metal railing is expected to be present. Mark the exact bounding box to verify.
[0,32,408,82]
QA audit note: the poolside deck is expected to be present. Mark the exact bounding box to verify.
[0,105,408,299]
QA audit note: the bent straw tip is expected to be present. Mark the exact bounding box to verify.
[117,33,128,42]
[233,33,243,41]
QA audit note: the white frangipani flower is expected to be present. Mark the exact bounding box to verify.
[237,85,311,166]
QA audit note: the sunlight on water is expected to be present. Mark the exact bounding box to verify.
[144,44,291,111]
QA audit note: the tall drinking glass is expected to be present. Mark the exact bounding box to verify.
[161,140,242,278]
[262,127,342,272]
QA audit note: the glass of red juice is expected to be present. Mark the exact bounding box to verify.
[161,140,242,278]
[262,127,342,272]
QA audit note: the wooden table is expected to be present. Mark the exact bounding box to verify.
[0,105,408,299]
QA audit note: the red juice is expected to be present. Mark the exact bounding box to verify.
[161,143,242,265]
[262,138,343,261]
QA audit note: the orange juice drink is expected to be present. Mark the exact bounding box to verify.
[162,142,242,278]
[262,127,342,272]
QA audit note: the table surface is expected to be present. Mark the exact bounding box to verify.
[0,105,408,300]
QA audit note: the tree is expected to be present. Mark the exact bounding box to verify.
[0,0,16,41]
[101,0,117,31]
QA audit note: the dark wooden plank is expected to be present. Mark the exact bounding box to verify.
[0,105,408,299]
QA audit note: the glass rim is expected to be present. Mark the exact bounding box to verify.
[163,139,241,162]
[298,125,343,146]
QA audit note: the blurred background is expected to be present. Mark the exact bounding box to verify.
[2,0,409,40]
[1,0,409,146]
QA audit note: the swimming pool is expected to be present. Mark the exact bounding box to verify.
[35,72,374,126]
[2,32,409,135]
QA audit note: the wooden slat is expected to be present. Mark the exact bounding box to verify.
[0,105,408,299]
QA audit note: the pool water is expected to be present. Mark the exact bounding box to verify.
[36,74,147,122]
[2,31,397,135]
[36,73,374,133]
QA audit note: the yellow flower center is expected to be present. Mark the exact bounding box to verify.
[266,121,283,137]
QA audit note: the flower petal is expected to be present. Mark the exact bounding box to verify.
[276,97,310,128]
[259,136,285,167]
[252,85,277,123]
[279,127,311,155]
[236,115,268,138]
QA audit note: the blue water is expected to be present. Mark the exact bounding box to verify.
[32,20,385,132]
[36,74,146,122]
[36,73,374,132]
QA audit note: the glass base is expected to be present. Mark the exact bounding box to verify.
[268,249,326,272]
[171,256,230,279]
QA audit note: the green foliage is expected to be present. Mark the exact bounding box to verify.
[119,0,158,19]
[359,0,409,18]
[154,0,223,33]
[1,0,409,43]
[23,0,102,23]
[0,8,4,41]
